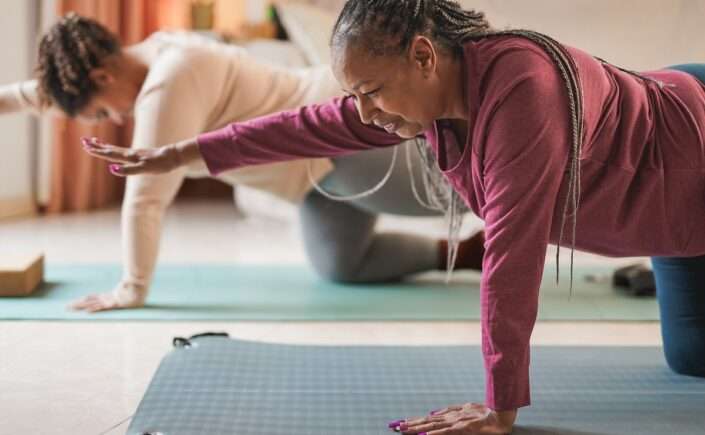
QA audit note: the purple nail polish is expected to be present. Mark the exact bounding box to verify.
[387,420,403,429]
[109,164,121,173]
[419,433,427,435]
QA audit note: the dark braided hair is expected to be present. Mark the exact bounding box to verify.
[331,0,585,290]
[36,12,121,116]
[331,0,491,57]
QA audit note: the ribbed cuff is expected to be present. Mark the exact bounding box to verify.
[484,359,531,411]
[196,125,240,175]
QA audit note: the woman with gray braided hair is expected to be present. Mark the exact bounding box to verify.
[84,0,705,433]
[1,12,487,312]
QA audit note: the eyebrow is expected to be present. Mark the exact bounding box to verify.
[351,79,374,91]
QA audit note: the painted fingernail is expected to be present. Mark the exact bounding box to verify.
[387,420,403,428]
[430,409,442,415]
[109,164,121,173]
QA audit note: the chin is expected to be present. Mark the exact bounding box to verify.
[394,131,416,139]
[395,126,425,139]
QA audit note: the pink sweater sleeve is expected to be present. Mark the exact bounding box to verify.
[479,62,570,410]
[197,96,403,175]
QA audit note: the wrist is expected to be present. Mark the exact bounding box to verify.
[494,408,517,429]
[113,281,148,306]
[173,137,201,167]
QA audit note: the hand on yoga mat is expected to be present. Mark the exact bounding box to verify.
[81,137,185,176]
[390,403,516,434]
[69,282,146,313]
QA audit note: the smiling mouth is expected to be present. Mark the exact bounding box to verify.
[375,120,399,133]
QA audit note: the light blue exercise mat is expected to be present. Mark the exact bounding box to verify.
[128,335,705,435]
[0,264,659,321]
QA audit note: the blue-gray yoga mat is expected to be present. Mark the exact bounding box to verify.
[128,335,705,435]
[0,264,659,321]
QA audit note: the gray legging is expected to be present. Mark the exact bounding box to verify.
[300,143,445,283]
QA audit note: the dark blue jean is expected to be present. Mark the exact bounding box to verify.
[651,63,705,377]
[651,255,705,377]
[668,63,705,84]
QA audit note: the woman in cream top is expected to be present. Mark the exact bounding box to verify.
[1,14,484,312]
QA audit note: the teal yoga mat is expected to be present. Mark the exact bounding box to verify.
[0,264,659,321]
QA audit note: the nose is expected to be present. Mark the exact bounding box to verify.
[354,95,377,125]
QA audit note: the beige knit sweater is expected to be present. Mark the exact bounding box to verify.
[2,32,341,300]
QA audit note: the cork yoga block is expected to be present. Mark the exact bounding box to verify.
[0,253,44,296]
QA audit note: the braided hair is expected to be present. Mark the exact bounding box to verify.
[36,13,121,116]
[331,0,585,289]
[331,0,491,57]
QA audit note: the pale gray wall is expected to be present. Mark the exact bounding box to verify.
[0,0,38,219]
[285,0,705,70]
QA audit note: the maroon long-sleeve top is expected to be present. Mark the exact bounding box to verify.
[197,36,705,410]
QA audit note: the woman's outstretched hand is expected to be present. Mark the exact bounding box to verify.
[81,137,194,176]
[388,403,516,434]
[68,282,147,313]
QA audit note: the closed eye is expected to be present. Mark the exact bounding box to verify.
[95,109,108,120]
[363,87,382,98]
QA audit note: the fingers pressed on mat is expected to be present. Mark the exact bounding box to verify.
[403,420,453,433]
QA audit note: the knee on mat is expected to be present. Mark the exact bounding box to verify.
[663,343,705,377]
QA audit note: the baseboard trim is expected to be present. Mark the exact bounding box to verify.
[0,197,36,219]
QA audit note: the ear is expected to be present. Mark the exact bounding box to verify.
[408,35,437,78]
[88,68,115,88]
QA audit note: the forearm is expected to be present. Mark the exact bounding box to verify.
[0,88,22,114]
[90,97,400,177]
[121,204,162,290]
[197,96,402,175]
[0,84,28,114]
[0,80,45,115]
[120,171,185,290]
